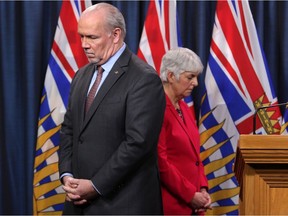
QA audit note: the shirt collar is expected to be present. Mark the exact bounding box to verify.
[101,43,126,72]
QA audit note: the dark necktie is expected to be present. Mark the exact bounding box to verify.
[85,66,103,113]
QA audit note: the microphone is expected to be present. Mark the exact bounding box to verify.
[253,102,288,134]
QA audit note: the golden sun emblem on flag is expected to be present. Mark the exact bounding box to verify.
[33,95,65,215]
[199,93,240,215]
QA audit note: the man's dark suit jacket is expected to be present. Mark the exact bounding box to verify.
[59,47,166,215]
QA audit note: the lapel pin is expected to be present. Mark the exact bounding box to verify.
[114,71,119,74]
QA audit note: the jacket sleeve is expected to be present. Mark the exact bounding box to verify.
[58,70,81,176]
[157,116,198,204]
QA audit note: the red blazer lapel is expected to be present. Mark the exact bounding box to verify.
[166,95,200,156]
[179,100,200,156]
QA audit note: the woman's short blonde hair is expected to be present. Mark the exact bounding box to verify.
[160,47,203,82]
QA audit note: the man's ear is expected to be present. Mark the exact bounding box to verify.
[112,28,121,43]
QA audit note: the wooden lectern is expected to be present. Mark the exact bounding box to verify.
[234,135,288,215]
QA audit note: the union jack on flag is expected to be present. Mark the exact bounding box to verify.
[199,0,282,215]
[137,0,195,114]
[33,0,91,214]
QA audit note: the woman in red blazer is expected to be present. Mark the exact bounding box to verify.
[158,47,212,215]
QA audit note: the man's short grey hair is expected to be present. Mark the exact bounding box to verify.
[160,47,203,82]
[91,3,126,39]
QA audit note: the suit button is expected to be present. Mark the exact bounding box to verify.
[195,161,199,166]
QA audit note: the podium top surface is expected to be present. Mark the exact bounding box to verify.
[238,135,288,149]
[235,134,288,166]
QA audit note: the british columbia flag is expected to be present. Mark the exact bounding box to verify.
[199,0,283,215]
[137,0,195,114]
[33,1,91,214]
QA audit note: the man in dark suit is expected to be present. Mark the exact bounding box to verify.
[58,2,165,215]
